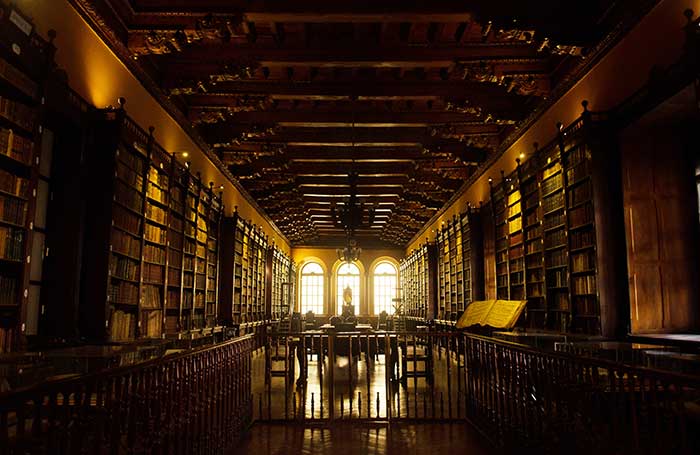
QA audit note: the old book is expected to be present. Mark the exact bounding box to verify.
[456,300,527,329]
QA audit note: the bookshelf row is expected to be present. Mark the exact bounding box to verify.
[399,243,436,320]
[0,2,55,352]
[84,107,224,343]
[269,246,296,321]
[488,113,602,334]
[435,208,484,323]
[220,212,296,325]
[0,0,299,351]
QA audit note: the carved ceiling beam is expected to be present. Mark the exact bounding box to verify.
[123,0,634,34]
[235,161,418,175]
[169,80,529,108]
[146,42,544,62]
[200,124,502,147]
[220,143,488,164]
[127,12,257,56]
[121,0,479,25]
[302,194,402,203]
[298,186,404,196]
[187,109,507,125]
[451,61,550,96]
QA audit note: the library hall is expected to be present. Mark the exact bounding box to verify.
[1,0,700,453]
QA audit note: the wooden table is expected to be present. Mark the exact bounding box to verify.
[293,329,400,383]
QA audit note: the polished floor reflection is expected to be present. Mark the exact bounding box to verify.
[252,336,470,421]
[238,423,494,455]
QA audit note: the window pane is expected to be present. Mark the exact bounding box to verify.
[301,262,324,314]
[373,262,397,315]
[338,263,360,275]
[374,262,395,275]
[302,262,323,275]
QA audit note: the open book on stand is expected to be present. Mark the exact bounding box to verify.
[455,300,527,330]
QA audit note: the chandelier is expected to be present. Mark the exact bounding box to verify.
[332,171,375,263]
[336,238,361,263]
[332,101,375,263]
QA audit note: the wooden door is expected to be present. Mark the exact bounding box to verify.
[622,126,700,333]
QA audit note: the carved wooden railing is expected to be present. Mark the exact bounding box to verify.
[261,329,699,453]
[0,334,255,455]
[463,334,700,454]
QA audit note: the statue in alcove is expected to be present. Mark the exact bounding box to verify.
[340,285,357,325]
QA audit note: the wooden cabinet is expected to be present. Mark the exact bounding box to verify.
[621,123,699,333]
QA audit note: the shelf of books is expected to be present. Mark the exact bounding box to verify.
[399,242,437,322]
[0,5,55,352]
[490,176,510,300]
[436,215,464,323]
[540,141,570,332]
[461,206,485,313]
[486,108,603,335]
[435,207,485,327]
[205,186,222,329]
[559,119,600,335]
[519,155,547,329]
[436,225,448,321]
[82,106,223,343]
[268,246,294,321]
[165,159,187,336]
[219,209,269,326]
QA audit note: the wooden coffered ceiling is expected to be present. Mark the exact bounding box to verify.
[73,0,655,247]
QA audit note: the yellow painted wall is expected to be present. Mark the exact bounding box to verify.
[408,0,699,253]
[291,247,403,316]
[16,0,290,253]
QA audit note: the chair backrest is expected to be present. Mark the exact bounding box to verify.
[379,311,388,323]
[305,311,315,323]
[291,312,302,332]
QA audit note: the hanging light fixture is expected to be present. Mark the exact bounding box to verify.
[332,98,375,263]
[336,238,362,263]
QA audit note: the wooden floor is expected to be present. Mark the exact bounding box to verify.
[236,422,494,455]
[252,339,471,421]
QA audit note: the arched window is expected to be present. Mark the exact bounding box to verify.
[300,262,324,314]
[336,262,360,314]
[373,262,398,315]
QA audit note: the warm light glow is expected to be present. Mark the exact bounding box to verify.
[373,262,398,315]
[519,152,525,159]
[300,262,324,314]
[336,263,360,314]
[181,152,189,158]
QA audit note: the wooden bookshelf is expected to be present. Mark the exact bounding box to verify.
[461,206,485,308]
[399,242,437,321]
[519,153,547,329]
[267,245,294,321]
[434,207,485,326]
[490,175,510,300]
[559,119,600,335]
[486,106,610,335]
[81,106,223,342]
[219,209,269,326]
[0,3,55,352]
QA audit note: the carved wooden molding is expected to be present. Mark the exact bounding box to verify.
[211,123,279,147]
[191,96,272,123]
[128,13,247,56]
